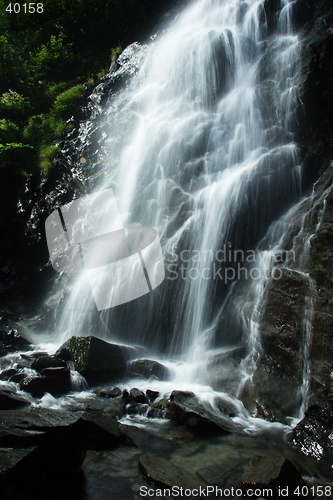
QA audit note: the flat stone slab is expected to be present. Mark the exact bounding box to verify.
[242,455,307,496]
[0,407,83,446]
[0,390,30,410]
[169,390,237,435]
[138,455,201,490]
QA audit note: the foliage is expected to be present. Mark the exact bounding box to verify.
[0,90,30,119]
[0,118,20,143]
[38,144,60,173]
[111,45,123,62]
[0,0,177,253]
[52,85,85,118]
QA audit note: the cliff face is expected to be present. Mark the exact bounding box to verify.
[240,0,333,479]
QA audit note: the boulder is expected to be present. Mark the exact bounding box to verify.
[0,448,35,475]
[9,372,26,383]
[242,455,307,499]
[147,398,170,419]
[0,419,87,499]
[85,392,127,418]
[130,388,146,403]
[20,376,71,398]
[0,381,16,394]
[56,336,137,383]
[41,367,71,379]
[0,390,30,410]
[197,463,243,490]
[78,412,124,449]
[214,396,239,417]
[31,355,67,372]
[290,402,333,481]
[0,368,18,381]
[169,391,236,435]
[0,329,32,356]
[146,389,159,401]
[129,359,169,380]
[95,386,122,398]
[120,424,155,446]
[138,455,201,490]
[127,402,148,416]
[20,351,48,360]
[0,407,82,447]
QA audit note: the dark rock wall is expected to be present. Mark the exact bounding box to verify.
[295,0,333,186]
[243,0,333,425]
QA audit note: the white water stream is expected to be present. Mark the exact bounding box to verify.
[32,0,316,424]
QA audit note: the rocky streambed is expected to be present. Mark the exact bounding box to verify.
[0,328,332,500]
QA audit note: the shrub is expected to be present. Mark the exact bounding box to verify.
[38,144,60,174]
[23,114,53,145]
[0,119,21,143]
[0,90,30,119]
[52,85,85,118]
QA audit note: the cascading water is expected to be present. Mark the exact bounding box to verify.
[44,0,309,418]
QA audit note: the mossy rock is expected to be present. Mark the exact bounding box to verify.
[56,336,137,382]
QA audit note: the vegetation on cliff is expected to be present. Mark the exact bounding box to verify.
[0,0,178,258]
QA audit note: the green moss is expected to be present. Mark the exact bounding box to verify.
[68,336,91,372]
[111,44,122,62]
[39,144,60,174]
[52,85,85,118]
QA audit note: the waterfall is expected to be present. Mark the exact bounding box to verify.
[47,0,306,404]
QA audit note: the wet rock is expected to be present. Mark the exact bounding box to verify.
[290,402,333,481]
[147,398,170,419]
[0,390,30,410]
[138,455,201,490]
[0,407,82,447]
[31,355,67,372]
[109,393,128,417]
[129,359,169,380]
[169,390,235,435]
[239,269,310,422]
[20,375,71,398]
[56,336,137,383]
[0,368,18,381]
[20,351,48,360]
[0,448,35,474]
[85,392,127,417]
[9,372,26,383]
[146,389,159,401]
[209,346,247,365]
[127,402,148,416]
[79,412,124,449]
[120,424,155,446]
[130,387,146,403]
[0,329,32,355]
[242,455,307,499]
[197,463,243,490]
[40,366,71,378]
[214,396,239,417]
[95,386,122,398]
[0,381,17,393]
[0,420,87,499]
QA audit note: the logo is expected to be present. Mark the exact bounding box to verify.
[45,189,165,311]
